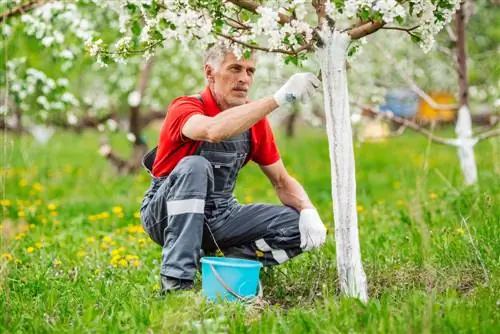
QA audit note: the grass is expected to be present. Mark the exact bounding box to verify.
[1,127,499,333]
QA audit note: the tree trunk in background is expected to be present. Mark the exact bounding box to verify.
[102,56,156,174]
[455,2,478,185]
[317,27,368,302]
[285,106,299,137]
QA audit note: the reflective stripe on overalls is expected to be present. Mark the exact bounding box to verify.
[140,97,303,281]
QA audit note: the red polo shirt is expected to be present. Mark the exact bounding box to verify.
[152,87,280,177]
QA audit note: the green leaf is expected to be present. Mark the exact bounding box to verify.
[131,21,141,36]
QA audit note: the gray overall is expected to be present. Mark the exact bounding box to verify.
[140,104,303,281]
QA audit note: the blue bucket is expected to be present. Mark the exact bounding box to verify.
[200,257,262,302]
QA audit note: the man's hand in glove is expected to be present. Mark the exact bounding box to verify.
[273,72,321,106]
[299,208,327,251]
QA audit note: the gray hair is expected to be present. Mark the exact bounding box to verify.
[203,43,258,71]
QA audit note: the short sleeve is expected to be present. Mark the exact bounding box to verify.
[251,117,280,166]
[163,96,204,142]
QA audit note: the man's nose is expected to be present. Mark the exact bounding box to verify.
[238,71,252,84]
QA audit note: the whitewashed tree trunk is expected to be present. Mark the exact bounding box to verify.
[316,28,368,302]
[455,105,478,185]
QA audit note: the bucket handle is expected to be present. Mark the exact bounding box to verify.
[209,263,263,302]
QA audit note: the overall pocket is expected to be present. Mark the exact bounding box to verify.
[199,150,237,192]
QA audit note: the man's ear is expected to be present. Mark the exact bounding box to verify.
[204,64,214,83]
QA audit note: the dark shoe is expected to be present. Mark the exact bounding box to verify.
[160,276,194,295]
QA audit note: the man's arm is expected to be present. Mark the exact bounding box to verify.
[182,97,277,143]
[182,72,321,143]
[259,159,314,212]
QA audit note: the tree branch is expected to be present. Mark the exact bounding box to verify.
[348,21,385,40]
[226,0,291,24]
[357,102,459,146]
[0,0,51,23]
[475,127,500,143]
[312,0,326,26]
[215,32,295,55]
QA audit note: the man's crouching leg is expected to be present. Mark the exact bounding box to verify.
[215,204,304,266]
[141,156,214,293]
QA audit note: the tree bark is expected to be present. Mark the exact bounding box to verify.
[455,2,477,185]
[285,105,299,138]
[317,27,368,302]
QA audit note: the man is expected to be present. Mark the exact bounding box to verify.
[140,44,326,294]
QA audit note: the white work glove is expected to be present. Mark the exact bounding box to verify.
[273,72,321,106]
[299,208,327,251]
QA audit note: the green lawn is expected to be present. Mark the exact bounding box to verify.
[1,128,499,333]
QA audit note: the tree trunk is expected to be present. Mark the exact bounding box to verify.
[285,106,299,138]
[316,27,368,302]
[102,57,156,174]
[455,3,477,185]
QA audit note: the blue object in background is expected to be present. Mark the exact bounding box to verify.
[380,89,419,118]
[200,257,262,302]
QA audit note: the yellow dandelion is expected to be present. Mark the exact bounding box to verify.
[86,236,96,244]
[244,195,254,203]
[100,212,110,219]
[430,193,438,200]
[0,199,11,206]
[77,251,87,257]
[111,248,125,256]
[357,205,365,213]
[53,259,62,266]
[455,228,465,235]
[32,183,44,192]
[131,260,140,268]
[47,203,57,211]
[255,250,264,258]
[34,200,42,206]
[102,236,112,243]
[116,212,124,219]
[88,215,96,222]
[49,211,58,217]
[26,247,35,254]
[118,259,128,267]
[112,206,123,214]
[125,254,138,261]
[14,259,22,265]
[19,179,28,187]
[127,225,144,234]
[35,241,43,249]
[100,243,110,250]
[2,253,13,261]
[94,268,102,275]
[29,224,36,229]
[15,233,26,240]
[41,218,48,225]
[18,211,25,218]
[111,255,122,264]
[133,212,141,219]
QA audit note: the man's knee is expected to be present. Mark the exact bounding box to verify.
[175,155,212,176]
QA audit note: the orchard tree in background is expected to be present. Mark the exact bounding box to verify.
[1,1,204,172]
[2,0,464,301]
[348,0,500,185]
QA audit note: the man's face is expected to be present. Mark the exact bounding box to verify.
[206,52,256,110]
